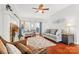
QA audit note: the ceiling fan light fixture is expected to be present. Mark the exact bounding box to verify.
[32,4,49,13]
[39,10,42,13]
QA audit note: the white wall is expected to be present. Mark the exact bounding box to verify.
[2,13,10,42]
[0,5,3,37]
[0,5,10,42]
[42,22,65,33]
[74,14,79,44]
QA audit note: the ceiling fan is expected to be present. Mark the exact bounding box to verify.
[32,4,49,13]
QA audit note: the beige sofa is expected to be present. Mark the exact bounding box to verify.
[42,29,62,42]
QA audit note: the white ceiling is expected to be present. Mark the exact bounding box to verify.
[10,4,71,22]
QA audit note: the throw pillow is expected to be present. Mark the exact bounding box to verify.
[6,43,22,54]
[0,40,8,54]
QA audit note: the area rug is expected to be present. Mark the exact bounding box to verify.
[27,35,56,49]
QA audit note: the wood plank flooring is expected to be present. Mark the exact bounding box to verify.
[47,43,79,54]
[42,35,79,54]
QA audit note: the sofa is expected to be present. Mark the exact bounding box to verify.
[42,29,62,42]
[0,36,47,54]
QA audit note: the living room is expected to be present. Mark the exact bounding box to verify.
[0,4,79,54]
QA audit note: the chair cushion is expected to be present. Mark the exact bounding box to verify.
[14,43,32,54]
[0,40,8,54]
[6,43,22,54]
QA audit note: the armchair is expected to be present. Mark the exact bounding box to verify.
[0,36,47,54]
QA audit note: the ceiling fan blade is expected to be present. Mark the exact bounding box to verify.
[32,8,37,9]
[43,8,49,10]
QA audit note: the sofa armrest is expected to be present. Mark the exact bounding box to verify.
[35,48,47,54]
[14,43,33,54]
[13,40,27,46]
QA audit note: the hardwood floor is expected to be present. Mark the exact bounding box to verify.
[47,43,79,54]
[42,35,79,54]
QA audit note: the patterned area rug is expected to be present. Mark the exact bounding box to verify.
[27,35,56,49]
